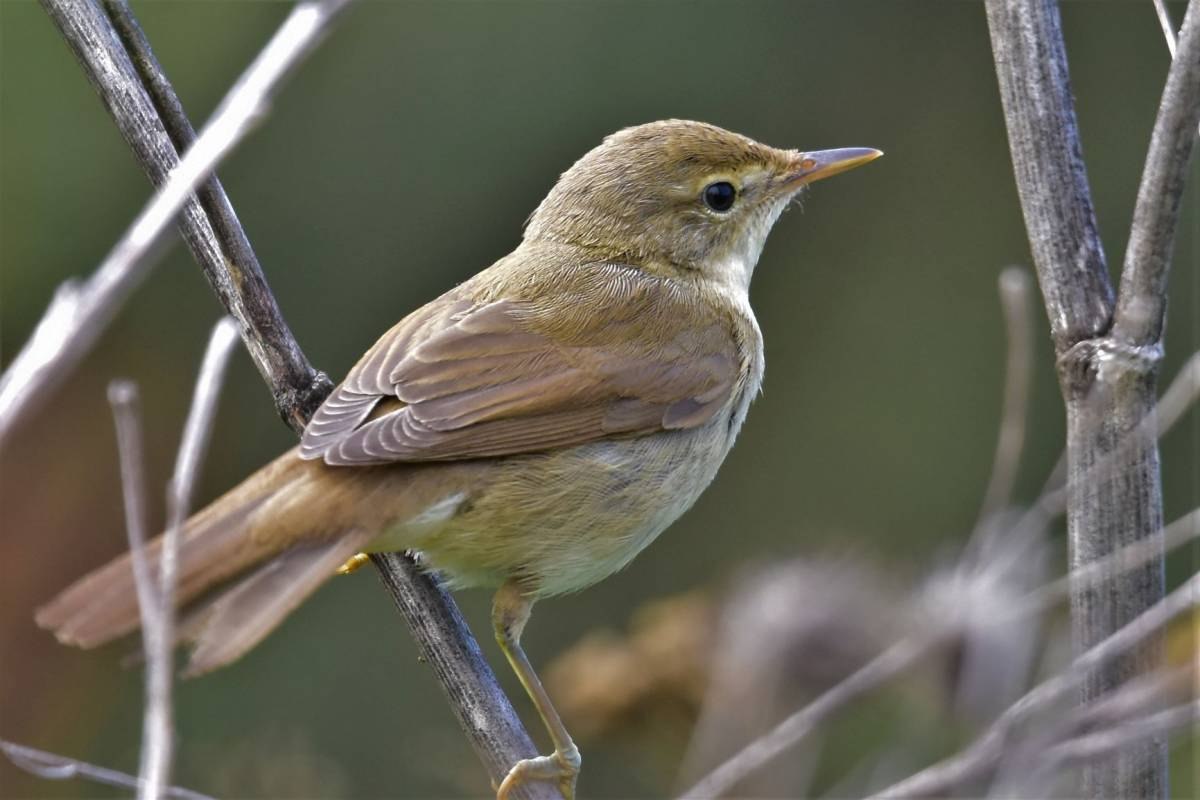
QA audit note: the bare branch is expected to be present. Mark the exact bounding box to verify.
[27,1,555,793]
[100,0,334,432]
[107,380,173,800]
[1155,0,1179,57]
[990,669,1193,796]
[118,317,239,800]
[677,636,932,799]
[868,572,1200,799]
[371,553,555,797]
[1033,701,1200,774]
[0,739,213,800]
[1113,0,1200,347]
[0,0,346,447]
[679,505,1200,799]
[983,0,1114,355]
[1018,347,1200,535]
[976,267,1035,525]
[984,4,1190,794]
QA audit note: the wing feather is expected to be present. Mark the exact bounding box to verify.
[300,262,741,465]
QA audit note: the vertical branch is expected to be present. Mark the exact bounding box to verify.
[1113,0,1200,348]
[983,0,1200,796]
[107,380,168,799]
[105,319,240,800]
[975,267,1035,525]
[983,0,1114,354]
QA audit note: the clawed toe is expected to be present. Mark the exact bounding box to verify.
[496,745,580,800]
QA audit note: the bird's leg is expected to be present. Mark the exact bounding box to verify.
[493,581,581,800]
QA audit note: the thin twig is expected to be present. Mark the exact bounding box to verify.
[107,380,171,800]
[0,739,214,800]
[976,267,1035,525]
[678,344,1200,797]
[988,668,1192,797]
[1113,0,1200,347]
[1155,0,1180,58]
[867,572,1200,799]
[135,317,240,800]
[1033,700,1200,774]
[679,506,1200,799]
[677,636,933,799]
[0,0,347,447]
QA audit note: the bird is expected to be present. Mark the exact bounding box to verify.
[36,119,880,798]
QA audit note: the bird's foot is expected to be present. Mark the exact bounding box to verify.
[335,552,370,575]
[496,744,580,800]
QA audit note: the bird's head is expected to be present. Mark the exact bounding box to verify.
[525,119,881,288]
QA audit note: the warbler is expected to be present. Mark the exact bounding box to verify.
[37,120,880,798]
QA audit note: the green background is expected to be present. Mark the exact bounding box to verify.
[1,1,1195,797]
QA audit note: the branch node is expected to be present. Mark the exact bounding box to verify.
[277,369,335,434]
[1056,337,1163,397]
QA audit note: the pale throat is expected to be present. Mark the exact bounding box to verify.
[711,218,776,295]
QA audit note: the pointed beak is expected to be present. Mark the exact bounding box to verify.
[781,147,883,189]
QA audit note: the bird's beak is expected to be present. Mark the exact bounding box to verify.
[782,147,883,189]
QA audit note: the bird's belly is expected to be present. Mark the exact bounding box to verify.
[409,425,731,596]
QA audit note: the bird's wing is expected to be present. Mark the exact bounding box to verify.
[299,265,740,465]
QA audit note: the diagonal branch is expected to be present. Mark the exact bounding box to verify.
[99,0,332,433]
[30,0,554,795]
[0,0,344,447]
[0,739,213,800]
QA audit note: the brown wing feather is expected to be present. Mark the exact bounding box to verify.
[301,259,739,465]
[298,297,472,459]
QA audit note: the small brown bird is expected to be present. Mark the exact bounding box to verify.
[37,120,879,798]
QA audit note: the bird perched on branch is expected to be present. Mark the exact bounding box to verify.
[37,120,880,799]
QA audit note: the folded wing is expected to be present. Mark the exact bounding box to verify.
[300,264,739,465]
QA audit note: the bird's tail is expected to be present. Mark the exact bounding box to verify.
[35,446,372,675]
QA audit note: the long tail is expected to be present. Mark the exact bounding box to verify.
[35,447,372,675]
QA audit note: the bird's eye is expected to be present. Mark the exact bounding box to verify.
[702,181,737,213]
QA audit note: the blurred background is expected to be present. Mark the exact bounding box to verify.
[1,1,1195,797]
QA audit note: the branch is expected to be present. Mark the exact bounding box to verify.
[105,320,239,800]
[867,572,1200,799]
[1032,700,1200,774]
[99,0,334,433]
[30,1,555,795]
[1113,0,1200,347]
[372,553,549,789]
[0,739,214,800]
[873,575,1200,800]
[1154,0,1180,58]
[983,0,1114,356]
[677,636,932,799]
[984,3,1186,795]
[678,506,1200,799]
[975,267,1035,526]
[0,0,345,447]
[107,381,165,798]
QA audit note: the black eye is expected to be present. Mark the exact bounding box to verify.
[703,181,737,212]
